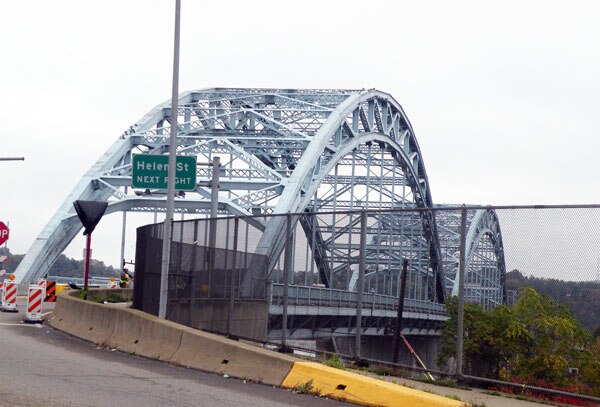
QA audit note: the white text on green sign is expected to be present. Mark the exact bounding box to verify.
[132,155,197,191]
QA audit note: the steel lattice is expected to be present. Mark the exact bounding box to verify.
[14,88,506,311]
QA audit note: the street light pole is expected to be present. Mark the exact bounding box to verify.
[158,0,181,319]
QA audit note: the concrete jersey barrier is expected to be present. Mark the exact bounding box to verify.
[49,289,466,407]
[50,290,296,386]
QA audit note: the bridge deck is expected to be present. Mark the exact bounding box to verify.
[268,284,447,340]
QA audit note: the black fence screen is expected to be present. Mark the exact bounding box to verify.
[133,217,270,340]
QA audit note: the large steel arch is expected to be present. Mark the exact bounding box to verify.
[15,88,442,299]
[243,90,444,302]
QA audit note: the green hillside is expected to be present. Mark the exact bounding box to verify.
[506,269,600,334]
[0,248,119,279]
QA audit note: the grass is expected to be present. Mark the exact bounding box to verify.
[78,291,128,304]
[322,354,346,370]
[292,380,314,394]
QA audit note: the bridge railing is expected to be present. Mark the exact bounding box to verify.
[47,275,114,286]
[270,283,446,316]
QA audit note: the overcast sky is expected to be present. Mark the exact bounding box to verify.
[1,1,599,279]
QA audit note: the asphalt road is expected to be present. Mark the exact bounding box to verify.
[0,299,348,407]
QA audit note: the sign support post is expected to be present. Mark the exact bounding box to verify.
[84,234,92,291]
[73,201,108,295]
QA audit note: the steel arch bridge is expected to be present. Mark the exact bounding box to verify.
[14,87,505,310]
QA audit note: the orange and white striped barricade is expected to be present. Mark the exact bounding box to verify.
[108,277,117,289]
[23,284,44,323]
[44,280,56,302]
[0,269,6,277]
[1,279,18,312]
[38,278,47,300]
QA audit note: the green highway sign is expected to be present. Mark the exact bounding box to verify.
[132,155,197,191]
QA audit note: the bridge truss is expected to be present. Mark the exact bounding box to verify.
[14,87,505,313]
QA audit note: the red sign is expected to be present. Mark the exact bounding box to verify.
[0,222,9,246]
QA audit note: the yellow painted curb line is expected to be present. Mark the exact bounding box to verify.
[281,362,466,407]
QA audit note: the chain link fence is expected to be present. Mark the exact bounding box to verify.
[447,206,600,403]
[132,205,600,402]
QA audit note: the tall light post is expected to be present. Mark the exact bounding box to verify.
[158,0,181,319]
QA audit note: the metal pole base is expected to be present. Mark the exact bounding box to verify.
[278,345,293,354]
[22,317,44,324]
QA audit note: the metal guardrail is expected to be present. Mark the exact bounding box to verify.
[270,284,446,315]
[46,275,114,286]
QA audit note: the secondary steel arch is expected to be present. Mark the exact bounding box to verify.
[436,208,507,310]
[15,89,440,304]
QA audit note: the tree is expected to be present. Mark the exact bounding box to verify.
[0,249,119,278]
[0,247,23,273]
[580,338,600,397]
[438,288,600,395]
[506,288,594,385]
[437,297,512,377]
[506,269,600,333]
[47,254,119,278]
